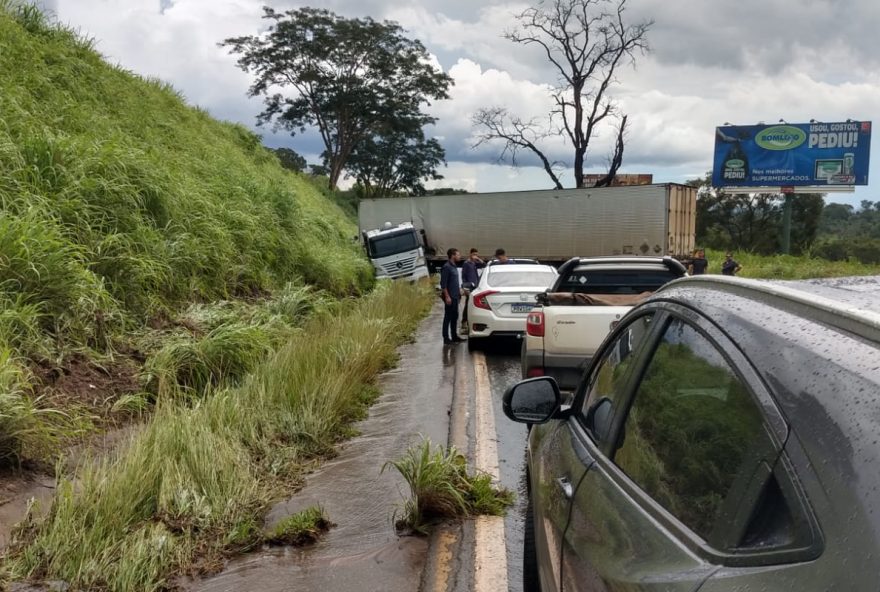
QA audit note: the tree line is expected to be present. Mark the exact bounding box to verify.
[223,1,647,198]
[689,173,880,263]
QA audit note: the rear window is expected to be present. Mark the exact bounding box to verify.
[487,270,557,288]
[558,268,677,294]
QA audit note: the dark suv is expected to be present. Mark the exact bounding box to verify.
[503,275,880,591]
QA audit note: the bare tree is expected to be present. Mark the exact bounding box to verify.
[472,107,565,189]
[473,0,651,188]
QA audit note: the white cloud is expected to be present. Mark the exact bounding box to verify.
[52,0,880,206]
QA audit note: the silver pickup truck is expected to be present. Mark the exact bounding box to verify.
[521,256,687,389]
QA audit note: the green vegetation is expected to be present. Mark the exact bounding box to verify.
[703,249,880,279]
[265,506,333,546]
[383,439,514,535]
[814,201,880,264]
[6,281,434,590]
[223,6,451,191]
[0,3,374,464]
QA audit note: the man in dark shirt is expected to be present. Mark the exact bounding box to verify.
[494,248,510,263]
[688,249,708,275]
[460,248,485,332]
[440,248,464,344]
[721,252,743,276]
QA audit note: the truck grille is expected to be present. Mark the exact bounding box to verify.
[382,257,417,278]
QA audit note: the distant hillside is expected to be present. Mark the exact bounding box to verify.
[0,3,372,368]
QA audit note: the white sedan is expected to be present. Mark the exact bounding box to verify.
[464,263,558,350]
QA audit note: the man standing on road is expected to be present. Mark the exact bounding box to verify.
[440,248,464,344]
[460,248,484,334]
[721,252,743,276]
[688,249,709,275]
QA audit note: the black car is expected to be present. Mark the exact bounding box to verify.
[504,275,880,592]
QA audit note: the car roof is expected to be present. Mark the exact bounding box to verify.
[658,275,880,344]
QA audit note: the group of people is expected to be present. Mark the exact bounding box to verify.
[687,249,743,277]
[440,247,744,344]
[439,247,509,345]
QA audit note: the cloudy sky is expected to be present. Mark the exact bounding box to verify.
[37,0,880,206]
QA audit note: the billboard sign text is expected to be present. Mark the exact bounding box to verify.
[712,121,871,188]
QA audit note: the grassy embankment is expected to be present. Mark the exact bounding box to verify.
[703,249,880,279]
[6,281,433,590]
[0,1,374,465]
[0,5,437,589]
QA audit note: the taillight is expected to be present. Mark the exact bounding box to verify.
[527,368,545,377]
[526,311,545,337]
[473,290,498,310]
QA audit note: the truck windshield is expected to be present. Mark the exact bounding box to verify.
[558,268,678,294]
[368,231,419,259]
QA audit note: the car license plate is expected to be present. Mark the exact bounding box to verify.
[511,303,534,313]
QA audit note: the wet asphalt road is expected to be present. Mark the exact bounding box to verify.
[186,307,530,592]
[481,340,531,592]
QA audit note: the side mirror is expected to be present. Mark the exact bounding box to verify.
[502,377,561,424]
[462,281,476,291]
[584,397,614,443]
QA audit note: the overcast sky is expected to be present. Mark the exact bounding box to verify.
[38,0,880,206]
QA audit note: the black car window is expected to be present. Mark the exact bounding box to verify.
[580,315,654,445]
[613,319,765,541]
[558,268,677,295]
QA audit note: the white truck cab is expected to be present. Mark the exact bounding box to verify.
[362,222,430,282]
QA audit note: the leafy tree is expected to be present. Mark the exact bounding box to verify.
[689,173,824,254]
[472,0,651,189]
[271,147,307,173]
[223,7,452,190]
[348,120,445,198]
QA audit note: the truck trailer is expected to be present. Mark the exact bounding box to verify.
[357,183,696,273]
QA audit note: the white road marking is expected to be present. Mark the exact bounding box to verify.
[472,352,509,592]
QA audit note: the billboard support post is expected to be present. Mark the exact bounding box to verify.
[781,194,793,255]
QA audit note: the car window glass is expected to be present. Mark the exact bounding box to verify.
[580,315,654,444]
[613,319,765,541]
[559,269,677,294]
[486,270,557,288]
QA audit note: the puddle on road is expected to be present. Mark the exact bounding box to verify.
[189,306,453,592]
[0,472,55,551]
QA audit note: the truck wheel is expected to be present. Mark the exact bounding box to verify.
[523,495,541,592]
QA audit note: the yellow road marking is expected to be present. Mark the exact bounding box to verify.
[472,352,508,592]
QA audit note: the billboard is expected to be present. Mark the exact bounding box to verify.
[582,173,653,187]
[712,121,871,188]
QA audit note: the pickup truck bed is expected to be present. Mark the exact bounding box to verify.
[521,257,687,390]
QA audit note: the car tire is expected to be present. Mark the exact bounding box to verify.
[467,336,484,351]
[523,495,541,592]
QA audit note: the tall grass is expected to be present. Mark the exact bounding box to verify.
[0,3,373,465]
[6,282,434,590]
[703,249,880,280]
[0,347,73,464]
[383,439,514,535]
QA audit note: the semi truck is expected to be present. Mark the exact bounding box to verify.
[357,183,697,275]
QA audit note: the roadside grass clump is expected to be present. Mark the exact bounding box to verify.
[143,323,276,400]
[704,249,880,280]
[265,506,333,546]
[141,282,338,399]
[0,348,66,465]
[383,439,515,535]
[6,282,434,590]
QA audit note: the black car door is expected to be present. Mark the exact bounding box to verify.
[559,305,789,591]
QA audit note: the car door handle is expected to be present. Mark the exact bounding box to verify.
[556,476,574,499]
